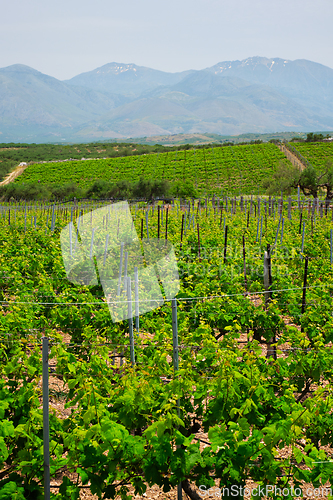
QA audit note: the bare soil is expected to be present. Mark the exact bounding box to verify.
[278,144,305,171]
[0,163,28,186]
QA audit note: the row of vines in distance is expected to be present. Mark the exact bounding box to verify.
[14,143,290,196]
[288,141,333,170]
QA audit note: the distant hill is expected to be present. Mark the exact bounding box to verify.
[82,75,324,139]
[207,57,333,101]
[64,62,195,97]
[1,57,333,142]
[206,57,333,120]
[0,64,127,141]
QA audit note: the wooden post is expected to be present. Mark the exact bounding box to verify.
[264,246,275,358]
[301,257,308,333]
[180,214,184,250]
[243,235,247,294]
[157,205,160,239]
[263,246,272,307]
[197,223,201,262]
[223,225,228,264]
[165,207,169,241]
[280,218,284,244]
[145,210,149,240]
[256,217,260,243]
[274,215,282,248]
[301,222,305,260]
[288,197,292,220]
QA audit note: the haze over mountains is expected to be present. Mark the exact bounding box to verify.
[1,57,333,143]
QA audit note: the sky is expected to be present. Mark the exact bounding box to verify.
[1,0,333,80]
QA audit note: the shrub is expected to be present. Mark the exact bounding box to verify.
[132,178,170,200]
[170,181,197,198]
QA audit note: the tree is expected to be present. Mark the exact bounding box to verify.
[305,132,330,142]
[265,160,333,201]
[318,160,333,200]
[263,161,300,196]
[298,165,319,198]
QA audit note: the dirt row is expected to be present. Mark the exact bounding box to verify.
[0,163,28,186]
[277,144,306,171]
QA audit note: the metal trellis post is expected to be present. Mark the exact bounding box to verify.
[42,337,50,500]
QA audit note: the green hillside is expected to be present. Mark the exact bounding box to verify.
[0,142,172,182]
[13,142,290,196]
[288,141,333,170]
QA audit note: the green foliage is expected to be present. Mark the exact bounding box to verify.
[0,182,84,202]
[0,142,180,183]
[264,158,333,200]
[0,482,25,500]
[85,178,170,200]
[305,133,331,143]
[263,160,300,195]
[132,178,170,199]
[85,179,131,199]
[170,181,198,198]
[8,142,291,198]
[288,141,333,171]
[299,165,319,198]
[1,199,333,497]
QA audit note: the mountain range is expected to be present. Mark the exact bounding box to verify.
[1,57,333,143]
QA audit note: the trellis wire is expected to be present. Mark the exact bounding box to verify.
[3,336,333,354]
[0,282,329,307]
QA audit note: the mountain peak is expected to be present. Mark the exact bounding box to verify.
[1,63,43,74]
[81,62,139,76]
[208,57,292,75]
[1,56,333,142]
[64,62,195,96]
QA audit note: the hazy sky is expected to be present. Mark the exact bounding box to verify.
[1,0,333,80]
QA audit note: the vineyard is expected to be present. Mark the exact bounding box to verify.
[1,195,333,499]
[0,143,176,184]
[287,142,333,171]
[13,143,290,197]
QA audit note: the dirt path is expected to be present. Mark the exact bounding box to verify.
[0,163,28,186]
[278,143,305,171]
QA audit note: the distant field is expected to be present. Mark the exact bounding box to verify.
[289,141,333,170]
[114,131,307,145]
[14,143,290,196]
[0,142,169,183]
